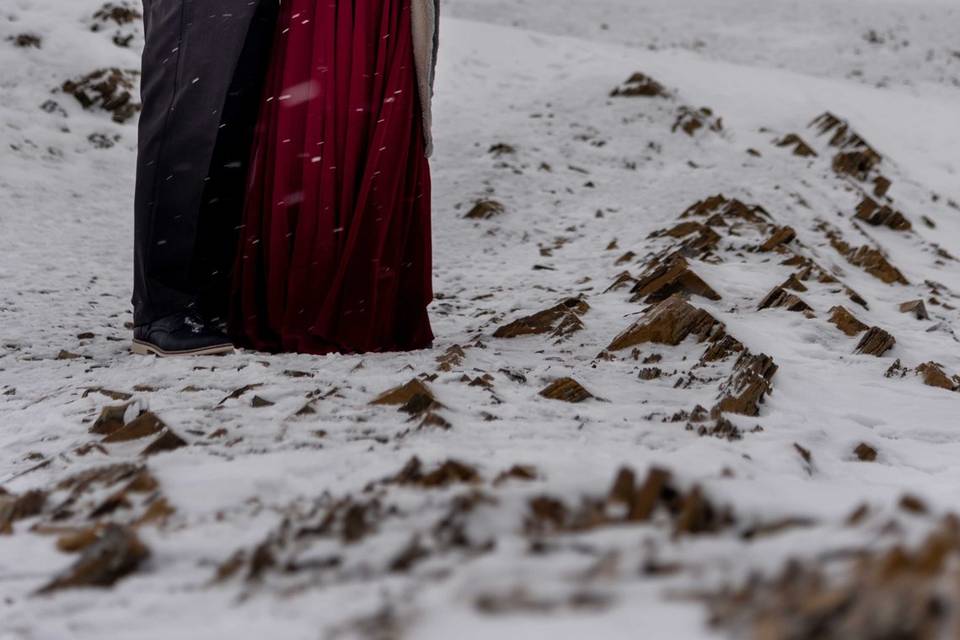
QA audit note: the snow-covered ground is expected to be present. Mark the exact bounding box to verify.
[1,1,959,638]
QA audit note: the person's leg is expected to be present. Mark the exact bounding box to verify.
[133,0,275,328]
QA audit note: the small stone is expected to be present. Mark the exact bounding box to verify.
[899,299,930,321]
[38,525,149,593]
[464,200,505,220]
[539,378,594,403]
[854,443,878,462]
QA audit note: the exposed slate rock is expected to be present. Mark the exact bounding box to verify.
[713,352,779,417]
[855,196,911,231]
[539,378,594,403]
[757,286,813,313]
[89,403,133,435]
[38,525,149,593]
[828,306,869,336]
[102,411,166,443]
[775,134,817,157]
[464,200,505,220]
[899,299,930,320]
[916,362,959,391]
[855,327,896,356]
[610,72,667,98]
[608,295,724,351]
[629,255,721,303]
[759,226,797,252]
[141,429,187,456]
[494,297,589,340]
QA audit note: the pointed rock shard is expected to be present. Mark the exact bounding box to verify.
[629,255,721,304]
[840,243,909,285]
[759,226,797,252]
[700,334,745,363]
[629,467,672,522]
[829,306,869,336]
[775,134,817,157]
[391,457,480,489]
[672,106,723,136]
[436,344,466,372]
[873,176,892,198]
[610,72,667,98]
[855,327,896,356]
[371,378,434,406]
[713,352,778,417]
[608,295,723,351]
[757,286,813,312]
[464,200,505,220]
[141,429,187,456]
[0,490,47,534]
[539,378,594,403]
[493,297,589,340]
[89,403,133,436]
[102,411,166,443]
[855,196,911,231]
[899,299,930,320]
[809,112,883,180]
[37,525,149,593]
[916,362,958,391]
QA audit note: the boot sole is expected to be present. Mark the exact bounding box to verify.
[132,339,234,358]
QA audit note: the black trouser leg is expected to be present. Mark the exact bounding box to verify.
[133,0,277,326]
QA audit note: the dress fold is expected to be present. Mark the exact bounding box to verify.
[231,0,434,354]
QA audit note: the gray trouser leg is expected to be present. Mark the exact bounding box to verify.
[133,0,275,326]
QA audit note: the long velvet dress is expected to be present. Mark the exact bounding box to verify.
[230,0,434,354]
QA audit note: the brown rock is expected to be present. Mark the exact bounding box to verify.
[855,327,896,356]
[89,404,132,435]
[775,134,817,158]
[464,200,505,220]
[38,525,149,593]
[608,295,723,351]
[436,345,466,371]
[916,362,958,391]
[628,468,672,522]
[855,196,911,231]
[610,72,667,98]
[102,411,166,443]
[141,429,187,456]
[539,378,594,403]
[854,443,878,462]
[372,379,435,406]
[759,226,797,252]
[844,245,909,285]
[700,335,745,363]
[757,286,813,312]
[672,106,723,137]
[833,150,881,180]
[873,176,892,198]
[494,297,589,340]
[392,457,480,488]
[714,352,778,417]
[629,255,721,303]
[899,299,930,320]
[829,306,869,336]
[0,490,47,534]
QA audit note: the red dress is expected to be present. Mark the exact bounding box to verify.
[230,0,434,354]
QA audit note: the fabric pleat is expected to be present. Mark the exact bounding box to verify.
[230,0,434,354]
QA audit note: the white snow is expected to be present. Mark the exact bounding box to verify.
[1,0,959,638]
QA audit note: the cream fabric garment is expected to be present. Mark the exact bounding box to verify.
[410,0,438,157]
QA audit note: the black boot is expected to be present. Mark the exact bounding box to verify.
[132,311,234,357]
